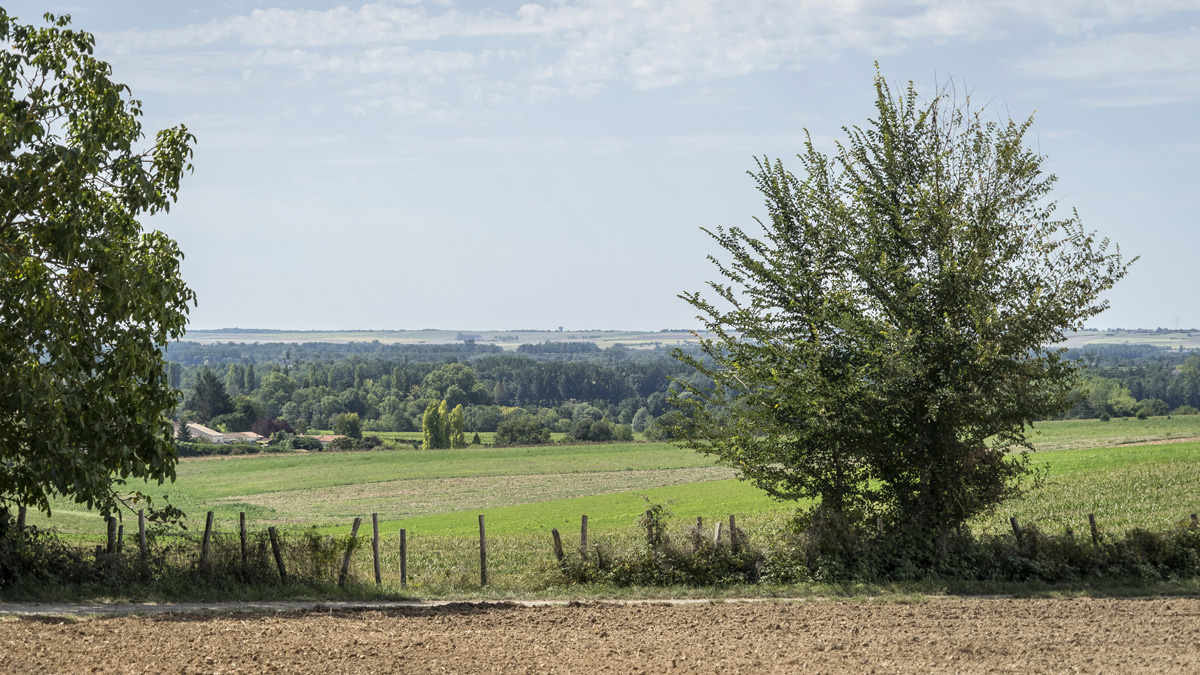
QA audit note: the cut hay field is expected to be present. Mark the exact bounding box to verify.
[29,415,1200,542]
[19,416,1200,595]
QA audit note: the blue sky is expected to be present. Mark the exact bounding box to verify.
[9,1,1200,331]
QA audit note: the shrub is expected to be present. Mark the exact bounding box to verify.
[495,416,551,447]
[568,418,614,443]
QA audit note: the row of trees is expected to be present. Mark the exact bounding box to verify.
[1062,355,1200,419]
[421,401,466,449]
[172,349,697,438]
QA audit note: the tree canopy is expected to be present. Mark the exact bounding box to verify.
[0,12,195,517]
[673,71,1132,540]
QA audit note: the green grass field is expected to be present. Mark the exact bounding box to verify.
[20,416,1200,596]
[1024,414,1200,452]
[28,416,1200,541]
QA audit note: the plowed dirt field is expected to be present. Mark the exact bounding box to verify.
[2,597,1197,673]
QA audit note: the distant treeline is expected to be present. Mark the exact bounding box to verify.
[165,340,503,366]
[166,341,704,437]
[1063,344,1200,419]
[166,340,1200,438]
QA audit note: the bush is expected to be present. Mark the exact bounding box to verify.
[1138,398,1170,417]
[562,502,761,587]
[290,435,324,452]
[568,418,614,443]
[175,442,263,457]
[327,436,358,452]
[494,416,551,447]
[613,424,634,442]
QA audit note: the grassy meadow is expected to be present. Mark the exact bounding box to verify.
[21,415,1200,595]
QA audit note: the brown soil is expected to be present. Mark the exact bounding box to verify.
[2,597,1198,673]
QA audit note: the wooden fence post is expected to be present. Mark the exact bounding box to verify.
[239,512,248,567]
[16,506,26,532]
[1089,513,1099,547]
[729,515,739,554]
[594,544,606,571]
[138,509,147,559]
[338,517,362,588]
[713,521,723,545]
[579,515,588,559]
[107,516,117,555]
[399,529,407,588]
[372,513,381,587]
[268,526,287,584]
[551,528,568,576]
[1010,517,1023,544]
[117,523,124,553]
[478,514,488,587]
[200,511,214,571]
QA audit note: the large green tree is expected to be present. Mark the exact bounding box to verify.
[187,368,233,423]
[0,12,196,517]
[673,72,1132,540]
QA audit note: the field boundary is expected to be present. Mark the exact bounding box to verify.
[0,598,785,618]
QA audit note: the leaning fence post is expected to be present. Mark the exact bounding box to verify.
[399,529,407,588]
[478,514,488,587]
[239,512,248,567]
[551,528,568,576]
[372,513,382,587]
[138,509,147,559]
[729,515,739,554]
[200,511,214,571]
[1089,513,1099,547]
[268,526,287,583]
[1010,517,1023,544]
[579,515,589,559]
[338,517,362,588]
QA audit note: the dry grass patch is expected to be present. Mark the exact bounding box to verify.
[218,466,736,525]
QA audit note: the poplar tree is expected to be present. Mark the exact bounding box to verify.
[422,402,443,450]
[448,405,466,449]
[437,400,451,449]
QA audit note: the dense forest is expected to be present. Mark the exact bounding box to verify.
[165,340,1200,447]
[166,341,702,441]
[1061,344,1200,419]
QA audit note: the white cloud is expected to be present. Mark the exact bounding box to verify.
[95,0,1200,115]
[1023,29,1200,79]
[1018,28,1200,105]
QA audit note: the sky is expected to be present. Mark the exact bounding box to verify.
[7,1,1200,331]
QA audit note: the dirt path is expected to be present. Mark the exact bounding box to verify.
[1,597,1197,673]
